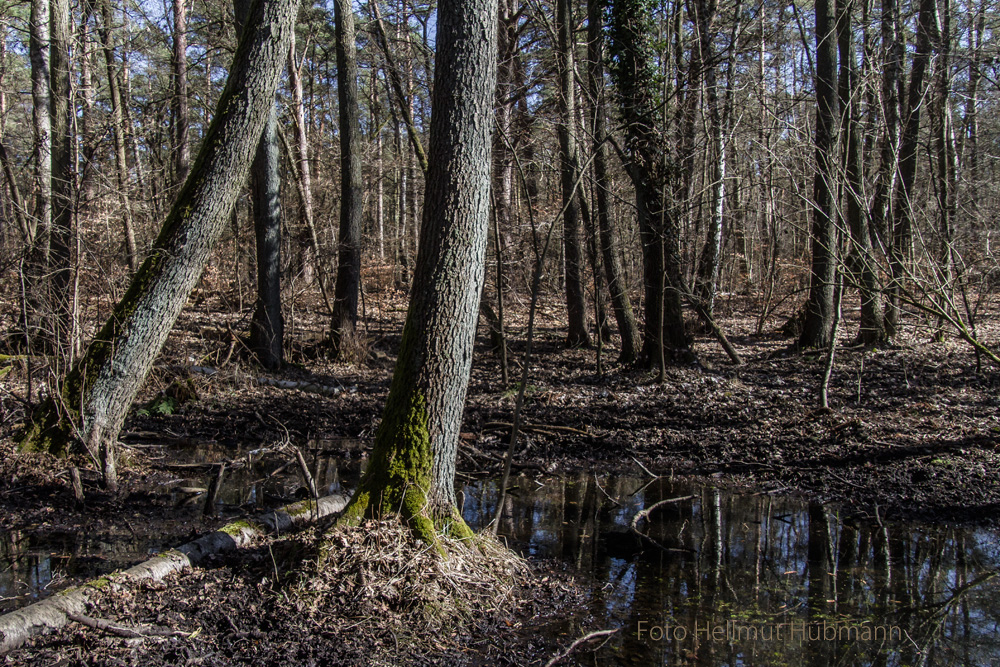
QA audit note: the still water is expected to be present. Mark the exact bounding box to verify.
[3,457,999,666]
[464,474,1000,667]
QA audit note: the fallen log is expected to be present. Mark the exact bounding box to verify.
[0,493,349,655]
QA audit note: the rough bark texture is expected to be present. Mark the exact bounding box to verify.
[18,0,300,459]
[556,0,590,349]
[341,0,497,544]
[330,0,364,355]
[799,0,839,350]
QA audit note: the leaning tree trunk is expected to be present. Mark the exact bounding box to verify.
[339,0,496,544]
[238,0,283,371]
[18,0,300,480]
[799,0,839,350]
[330,0,364,356]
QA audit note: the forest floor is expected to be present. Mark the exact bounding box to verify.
[2,288,999,664]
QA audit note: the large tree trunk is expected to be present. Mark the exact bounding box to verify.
[340,0,496,542]
[330,0,364,356]
[798,0,839,349]
[556,0,590,348]
[18,0,300,478]
[586,0,640,364]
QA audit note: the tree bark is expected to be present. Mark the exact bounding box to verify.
[95,0,139,273]
[798,0,839,349]
[838,0,885,345]
[556,0,590,348]
[886,0,935,334]
[330,0,364,356]
[49,0,74,356]
[18,0,300,465]
[235,0,284,371]
[607,0,690,365]
[340,0,496,542]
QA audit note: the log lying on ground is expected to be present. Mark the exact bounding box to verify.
[0,493,349,655]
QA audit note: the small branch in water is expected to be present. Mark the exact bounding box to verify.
[544,628,619,667]
[629,495,697,553]
[630,456,659,479]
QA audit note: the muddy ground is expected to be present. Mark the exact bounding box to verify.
[1,292,998,664]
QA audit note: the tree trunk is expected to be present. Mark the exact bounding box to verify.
[239,0,283,371]
[556,0,590,348]
[692,0,725,317]
[18,0,300,466]
[171,0,190,186]
[330,0,364,356]
[607,0,690,365]
[22,0,51,350]
[96,0,139,273]
[798,0,838,349]
[340,0,496,542]
[586,0,639,364]
[49,0,74,356]
[838,0,885,345]
[886,0,935,334]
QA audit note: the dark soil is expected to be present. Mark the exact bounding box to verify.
[2,292,999,664]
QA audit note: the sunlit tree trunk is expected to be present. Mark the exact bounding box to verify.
[18,0,300,487]
[49,0,74,355]
[340,0,496,542]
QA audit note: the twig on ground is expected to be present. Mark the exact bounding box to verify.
[67,612,195,639]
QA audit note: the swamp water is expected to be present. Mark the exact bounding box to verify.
[3,451,999,666]
[462,474,1000,666]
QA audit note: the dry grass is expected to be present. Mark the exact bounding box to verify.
[290,518,531,634]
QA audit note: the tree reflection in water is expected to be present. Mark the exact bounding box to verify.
[463,474,1000,666]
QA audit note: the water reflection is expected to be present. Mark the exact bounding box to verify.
[0,439,363,612]
[463,474,1000,666]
